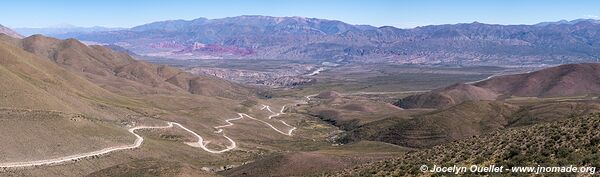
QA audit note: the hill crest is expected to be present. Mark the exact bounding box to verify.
[396,63,600,109]
[0,25,23,39]
[8,34,252,98]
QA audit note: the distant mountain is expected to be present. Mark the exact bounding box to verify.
[0,24,23,38]
[534,18,600,26]
[57,16,600,65]
[15,25,125,37]
[396,63,600,109]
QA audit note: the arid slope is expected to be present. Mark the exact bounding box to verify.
[12,34,251,98]
[475,63,600,97]
[333,113,600,176]
[396,63,600,109]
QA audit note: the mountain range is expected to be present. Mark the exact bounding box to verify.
[46,16,600,65]
[3,15,600,176]
[0,24,23,38]
[14,25,125,37]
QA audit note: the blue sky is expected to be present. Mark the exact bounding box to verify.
[2,0,600,28]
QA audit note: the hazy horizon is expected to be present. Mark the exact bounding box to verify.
[2,0,600,29]
[8,15,600,30]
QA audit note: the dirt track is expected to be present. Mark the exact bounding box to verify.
[0,104,295,168]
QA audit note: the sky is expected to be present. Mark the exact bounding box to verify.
[2,0,600,28]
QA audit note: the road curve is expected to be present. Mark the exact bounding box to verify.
[214,113,244,133]
[217,105,296,136]
[0,123,174,168]
[0,122,239,168]
[305,94,317,101]
[465,75,496,84]
[0,104,296,168]
[252,105,295,136]
[173,122,236,154]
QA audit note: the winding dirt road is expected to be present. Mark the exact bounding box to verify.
[212,105,296,136]
[0,104,295,168]
[0,123,174,168]
[245,105,295,136]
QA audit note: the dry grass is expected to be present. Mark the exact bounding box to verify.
[220,141,408,177]
[303,92,426,130]
[333,113,600,176]
[0,109,132,162]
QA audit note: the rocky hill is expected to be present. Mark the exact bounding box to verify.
[56,16,600,65]
[333,113,600,176]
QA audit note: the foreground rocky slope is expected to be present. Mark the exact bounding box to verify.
[333,113,600,176]
[342,100,600,148]
[220,141,408,177]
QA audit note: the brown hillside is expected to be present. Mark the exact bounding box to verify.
[316,91,342,99]
[0,25,23,39]
[221,141,407,177]
[508,100,600,127]
[343,101,518,148]
[395,83,499,109]
[343,100,600,148]
[222,152,355,177]
[396,63,600,109]
[475,63,600,97]
[0,34,264,144]
[6,34,251,98]
[0,36,136,119]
